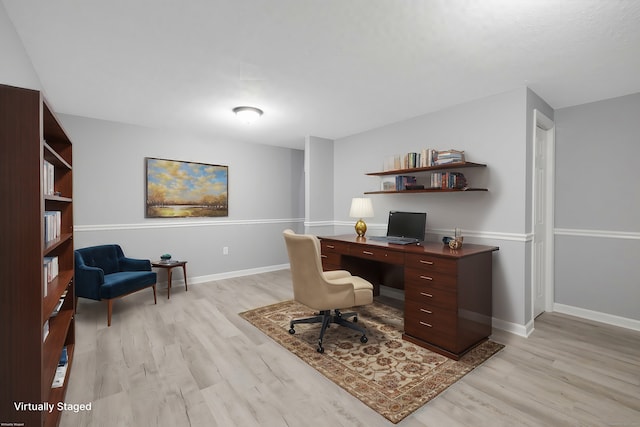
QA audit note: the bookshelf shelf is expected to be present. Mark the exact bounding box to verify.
[0,84,75,427]
[365,187,489,195]
[365,161,488,193]
[366,161,487,176]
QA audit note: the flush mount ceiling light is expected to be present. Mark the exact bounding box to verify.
[233,106,263,124]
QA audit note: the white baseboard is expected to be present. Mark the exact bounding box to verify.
[491,317,533,337]
[553,303,640,332]
[187,264,290,285]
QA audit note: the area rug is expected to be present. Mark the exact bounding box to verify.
[239,300,504,423]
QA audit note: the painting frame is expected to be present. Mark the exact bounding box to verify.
[145,157,228,218]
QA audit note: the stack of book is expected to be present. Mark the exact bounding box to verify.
[44,211,61,243]
[43,159,55,195]
[430,172,467,189]
[43,256,59,297]
[434,150,465,165]
[395,175,417,191]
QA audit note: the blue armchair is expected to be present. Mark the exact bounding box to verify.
[75,244,157,326]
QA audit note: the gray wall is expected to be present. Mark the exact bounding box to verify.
[304,136,334,235]
[554,93,640,322]
[60,114,304,283]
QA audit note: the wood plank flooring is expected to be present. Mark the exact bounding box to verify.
[61,270,640,426]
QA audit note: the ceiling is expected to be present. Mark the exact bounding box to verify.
[3,0,640,150]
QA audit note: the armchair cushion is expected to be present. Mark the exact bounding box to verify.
[101,270,157,299]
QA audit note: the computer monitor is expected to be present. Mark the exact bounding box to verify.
[386,211,427,241]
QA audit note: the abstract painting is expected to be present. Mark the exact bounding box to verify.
[145,157,228,218]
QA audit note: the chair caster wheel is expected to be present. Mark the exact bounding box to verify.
[317,346,324,353]
[360,335,368,343]
[289,328,295,334]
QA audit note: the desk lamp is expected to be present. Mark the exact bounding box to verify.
[349,197,374,237]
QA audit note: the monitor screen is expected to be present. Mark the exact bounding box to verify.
[386,211,427,241]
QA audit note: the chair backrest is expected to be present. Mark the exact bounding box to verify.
[282,229,330,307]
[75,244,124,274]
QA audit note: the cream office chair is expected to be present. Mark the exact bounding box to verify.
[283,229,374,353]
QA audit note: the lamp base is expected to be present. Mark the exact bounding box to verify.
[355,219,367,237]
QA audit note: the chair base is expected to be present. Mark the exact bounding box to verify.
[289,309,368,353]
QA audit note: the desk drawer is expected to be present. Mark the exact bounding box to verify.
[404,301,456,347]
[405,267,457,289]
[349,245,404,265]
[320,240,350,255]
[405,253,457,274]
[405,282,457,310]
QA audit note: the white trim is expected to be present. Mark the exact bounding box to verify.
[187,263,290,285]
[531,109,556,320]
[491,317,533,337]
[303,220,335,228]
[555,228,640,240]
[554,303,640,332]
[75,218,305,232]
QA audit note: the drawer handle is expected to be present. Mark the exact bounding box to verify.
[362,250,374,255]
[327,245,335,249]
[419,260,434,265]
[420,308,432,314]
[419,321,433,328]
[321,255,327,259]
[420,292,433,298]
[419,275,433,281]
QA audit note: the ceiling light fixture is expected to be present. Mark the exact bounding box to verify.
[233,106,263,124]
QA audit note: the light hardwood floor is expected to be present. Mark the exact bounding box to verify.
[61,270,640,427]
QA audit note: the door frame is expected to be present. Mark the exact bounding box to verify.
[531,109,556,320]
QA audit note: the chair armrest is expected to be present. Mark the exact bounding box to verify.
[75,264,104,301]
[119,257,152,271]
[323,270,352,280]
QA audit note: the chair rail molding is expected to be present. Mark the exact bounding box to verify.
[75,217,305,232]
[555,227,640,240]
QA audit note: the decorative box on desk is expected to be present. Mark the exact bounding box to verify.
[318,235,498,360]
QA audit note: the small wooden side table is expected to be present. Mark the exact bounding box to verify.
[151,260,188,299]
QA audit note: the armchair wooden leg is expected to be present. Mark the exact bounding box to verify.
[107,299,113,327]
[152,284,157,304]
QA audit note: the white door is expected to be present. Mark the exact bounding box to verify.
[532,110,555,319]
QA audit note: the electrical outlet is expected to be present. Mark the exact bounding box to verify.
[223,246,229,255]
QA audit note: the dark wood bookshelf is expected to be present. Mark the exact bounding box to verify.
[0,84,75,427]
[365,161,488,193]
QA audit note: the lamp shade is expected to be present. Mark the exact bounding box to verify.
[349,198,374,218]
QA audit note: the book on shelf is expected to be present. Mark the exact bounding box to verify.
[44,211,61,243]
[395,175,417,191]
[43,320,49,342]
[51,290,68,317]
[420,148,436,167]
[381,176,396,191]
[434,149,465,165]
[430,172,467,189]
[44,256,59,284]
[58,346,68,367]
[43,159,55,196]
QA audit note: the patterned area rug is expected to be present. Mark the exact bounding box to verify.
[239,300,504,423]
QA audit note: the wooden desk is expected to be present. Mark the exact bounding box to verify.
[319,235,498,360]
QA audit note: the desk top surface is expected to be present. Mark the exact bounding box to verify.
[320,234,499,258]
